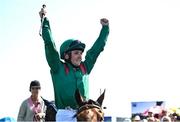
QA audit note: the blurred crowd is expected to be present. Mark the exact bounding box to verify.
[132,107,180,122]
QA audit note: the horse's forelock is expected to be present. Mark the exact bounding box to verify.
[87,99,100,106]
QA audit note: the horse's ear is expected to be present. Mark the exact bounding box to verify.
[96,89,106,107]
[75,89,84,106]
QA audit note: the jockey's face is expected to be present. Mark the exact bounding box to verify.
[70,50,83,66]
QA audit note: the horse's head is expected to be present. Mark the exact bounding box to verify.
[75,89,105,122]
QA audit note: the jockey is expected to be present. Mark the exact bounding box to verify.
[39,7,109,121]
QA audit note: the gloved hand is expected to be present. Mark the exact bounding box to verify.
[39,4,47,19]
[100,18,109,26]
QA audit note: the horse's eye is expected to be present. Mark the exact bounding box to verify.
[98,110,102,113]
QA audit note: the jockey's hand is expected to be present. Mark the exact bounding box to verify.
[39,5,47,19]
[100,18,109,26]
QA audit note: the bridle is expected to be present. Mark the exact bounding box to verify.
[77,104,102,114]
[75,99,104,121]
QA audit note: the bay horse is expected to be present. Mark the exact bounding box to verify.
[75,89,106,122]
[43,89,105,122]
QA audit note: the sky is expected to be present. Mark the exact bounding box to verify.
[1,0,180,119]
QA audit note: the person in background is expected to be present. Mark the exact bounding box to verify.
[147,117,155,122]
[161,116,171,122]
[132,115,141,122]
[17,80,46,122]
